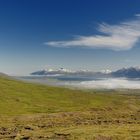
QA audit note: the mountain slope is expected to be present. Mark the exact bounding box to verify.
[112,67,140,78]
[0,75,124,115]
[0,75,139,115]
[31,68,74,75]
[0,75,140,139]
[31,67,140,78]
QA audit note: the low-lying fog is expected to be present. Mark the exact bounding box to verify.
[17,75,140,89]
[64,78,140,89]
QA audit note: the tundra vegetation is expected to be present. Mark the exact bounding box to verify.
[0,75,140,140]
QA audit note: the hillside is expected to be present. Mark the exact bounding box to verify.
[112,67,140,78]
[0,76,140,139]
[0,75,125,115]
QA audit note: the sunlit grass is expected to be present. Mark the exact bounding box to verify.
[0,75,140,139]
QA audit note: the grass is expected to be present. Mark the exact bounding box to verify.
[0,75,140,139]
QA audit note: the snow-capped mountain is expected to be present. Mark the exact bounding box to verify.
[100,69,112,74]
[111,67,140,78]
[30,67,110,77]
[31,67,140,78]
[31,68,75,76]
[31,68,98,76]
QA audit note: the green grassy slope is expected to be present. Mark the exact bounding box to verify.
[0,75,140,139]
[0,75,138,115]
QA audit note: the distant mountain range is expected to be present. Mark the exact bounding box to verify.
[31,68,98,76]
[31,67,140,78]
[111,67,140,78]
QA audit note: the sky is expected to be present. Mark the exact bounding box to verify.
[1,0,140,75]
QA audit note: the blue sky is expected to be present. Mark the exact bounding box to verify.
[1,0,140,75]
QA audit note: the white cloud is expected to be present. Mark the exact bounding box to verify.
[45,15,140,51]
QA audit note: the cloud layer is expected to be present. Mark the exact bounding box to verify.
[45,15,140,51]
[65,78,140,89]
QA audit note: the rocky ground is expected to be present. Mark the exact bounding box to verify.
[0,108,140,140]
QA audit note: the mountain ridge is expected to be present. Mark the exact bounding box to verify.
[111,67,140,78]
[31,67,140,78]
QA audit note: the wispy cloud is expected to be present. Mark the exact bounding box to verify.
[45,15,140,51]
